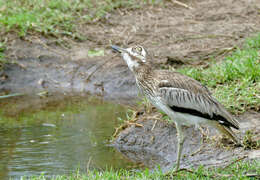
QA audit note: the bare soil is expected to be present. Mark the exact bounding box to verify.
[112,111,260,171]
[1,0,260,170]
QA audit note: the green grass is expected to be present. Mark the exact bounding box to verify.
[26,160,259,180]
[0,42,7,69]
[0,0,159,68]
[0,0,150,67]
[178,33,260,114]
[0,0,155,38]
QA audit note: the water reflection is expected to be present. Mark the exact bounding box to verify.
[0,96,134,179]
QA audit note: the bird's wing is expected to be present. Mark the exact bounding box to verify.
[156,71,239,129]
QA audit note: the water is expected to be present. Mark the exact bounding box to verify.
[0,95,134,179]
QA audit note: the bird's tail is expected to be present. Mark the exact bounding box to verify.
[213,123,241,145]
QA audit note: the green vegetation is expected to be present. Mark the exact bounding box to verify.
[243,130,260,149]
[0,0,154,38]
[178,33,260,114]
[26,160,259,180]
[88,49,105,57]
[0,42,6,69]
[0,0,156,66]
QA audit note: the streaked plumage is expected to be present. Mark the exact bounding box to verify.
[112,45,240,170]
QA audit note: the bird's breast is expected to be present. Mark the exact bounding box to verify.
[136,78,156,97]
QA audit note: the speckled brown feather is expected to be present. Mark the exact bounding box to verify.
[134,63,239,131]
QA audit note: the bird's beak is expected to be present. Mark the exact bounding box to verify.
[111,45,126,53]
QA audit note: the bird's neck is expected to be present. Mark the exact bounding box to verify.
[133,63,153,79]
[122,53,140,71]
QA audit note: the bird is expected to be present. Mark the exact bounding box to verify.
[111,45,240,170]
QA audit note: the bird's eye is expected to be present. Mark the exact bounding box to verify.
[136,46,142,52]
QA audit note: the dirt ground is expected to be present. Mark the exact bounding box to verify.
[1,0,260,170]
[1,0,260,99]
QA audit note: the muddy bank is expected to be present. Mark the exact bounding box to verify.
[0,38,137,100]
[112,111,260,171]
[1,0,260,100]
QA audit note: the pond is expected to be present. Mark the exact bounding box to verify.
[0,95,135,179]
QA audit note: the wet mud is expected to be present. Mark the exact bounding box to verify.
[2,45,137,100]
[112,112,260,171]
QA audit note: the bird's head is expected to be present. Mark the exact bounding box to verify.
[111,45,148,72]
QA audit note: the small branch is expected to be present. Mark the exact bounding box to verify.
[166,168,212,178]
[222,156,247,169]
[213,173,259,178]
[113,124,128,137]
[151,120,158,131]
[166,168,259,179]
[86,156,92,173]
[171,0,193,9]
[0,93,24,99]
[190,144,204,156]
[127,122,143,127]
[244,174,260,178]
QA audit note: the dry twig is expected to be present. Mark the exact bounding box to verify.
[171,0,193,9]
[190,143,205,156]
[222,156,247,169]
[86,156,92,173]
[127,122,143,127]
[113,124,128,137]
[166,168,211,178]
[151,119,158,131]
[166,167,259,178]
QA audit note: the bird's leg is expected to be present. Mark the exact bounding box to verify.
[175,122,185,171]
